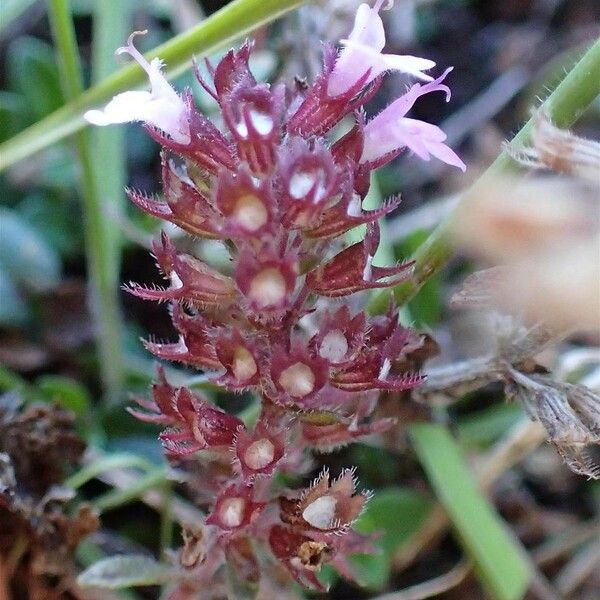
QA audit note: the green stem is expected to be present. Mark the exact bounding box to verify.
[91,1,131,289]
[159,481,174,557]
[0,0,309,172]
[65,453,153,490]
[48,0,125,404]
[93,468,168,513]
[368,36,600,315]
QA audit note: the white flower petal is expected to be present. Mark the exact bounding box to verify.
[84,32,190,144]
[84,91,153,125]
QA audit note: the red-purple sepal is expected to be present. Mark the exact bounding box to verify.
[301,395,396,452]
[209,41,256,101]
[305,223,413,297]
[143,304,221,370]
[235,243,298,317]
[302,415,396,452]
[308,306,366,366]
[330,327,425,392]
[233,421,285,479]
[214,166,274,238]
[128,154,224,238]
[128,369,243,456]
[304,183,400,240]
[146,92,236,174]
[269,343,329,408]
[222,83,284,176]
[287,44,382,138]
[276,137,339,229]
[126,232,236,305]
[212,328,262,389]
[278,467,369,535]
[268,525,329,591]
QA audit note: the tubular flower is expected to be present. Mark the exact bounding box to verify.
[84,32,190,144]
[327,1,436,97]
[361,68,467,170]
[87,1,464,592]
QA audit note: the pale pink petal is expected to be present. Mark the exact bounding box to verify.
[360,67,464,168]
[425,140,467,171]
[348,3,386,51]
[327,2,435,96]
[381,53,436,81]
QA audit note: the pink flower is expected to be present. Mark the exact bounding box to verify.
[84,32,190,144]
[327,1,436,97]
[361,68,466,170]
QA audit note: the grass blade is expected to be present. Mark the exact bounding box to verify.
[410,423,532,600]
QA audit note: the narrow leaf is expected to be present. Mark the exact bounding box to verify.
[410,423,531,600]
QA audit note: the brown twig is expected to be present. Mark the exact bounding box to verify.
[0,558,11,600]
[532,519,600,567]
[553,539,600,597]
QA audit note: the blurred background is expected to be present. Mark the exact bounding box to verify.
[0,1,599,599]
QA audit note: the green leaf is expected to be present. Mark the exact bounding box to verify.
[0,267,29,325]
[7,37,65,122]
[0,364,31,396]
[77,555,173,588]
[65,452,153,490]
[36,375,92,418]
[92,468,168,513]
[48,0,125,405]
[410,423,531,600]
[0,91,26,142]
[351,487,433,590]
[457,403,525,449]
[18,192,82,258]
[0,207,62,292]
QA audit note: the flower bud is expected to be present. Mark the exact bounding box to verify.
[206,483,265,531]
[235,245,298,316]
[215,167,272,237]
[270,345,328,407]
[233,423,285,479]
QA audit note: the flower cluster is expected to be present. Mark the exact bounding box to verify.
[86,1,463,593]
